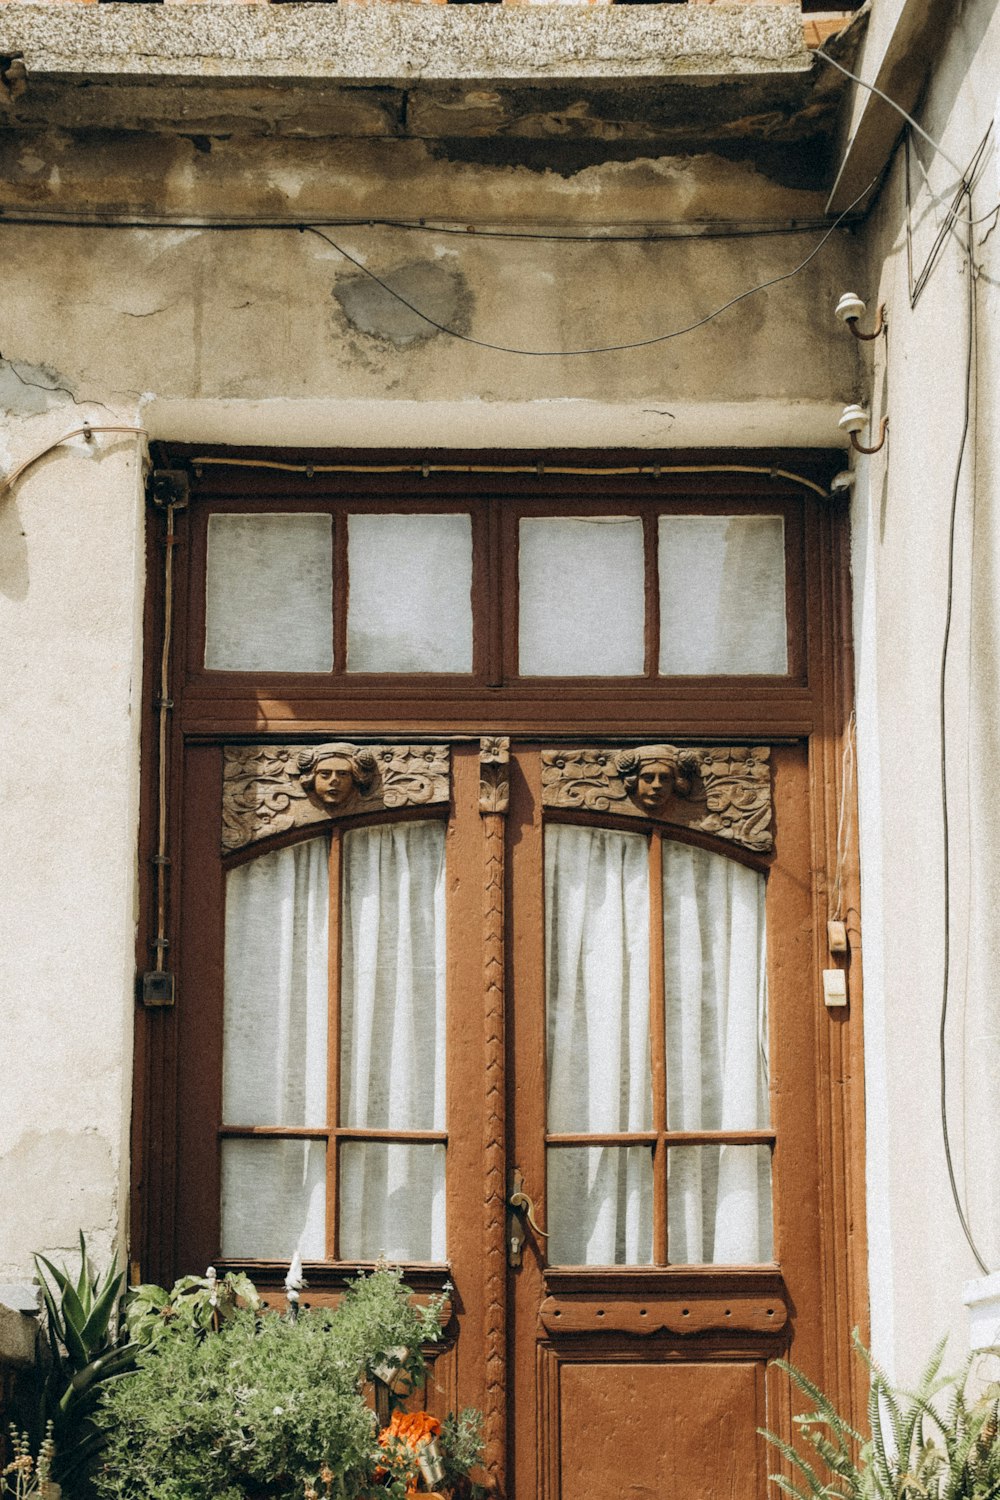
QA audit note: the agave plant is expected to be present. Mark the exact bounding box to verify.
[34,1234,133,1493]
[760,1333,1000,1500]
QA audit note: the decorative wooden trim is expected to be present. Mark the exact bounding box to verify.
[539,1291,789,1338]
[540,743,772,853]
[221,742,450,852]
[480,737,509,1493]
[479,735,511,815]
[536,1343,560,1500]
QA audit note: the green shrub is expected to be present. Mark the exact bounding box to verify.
[92,1268,450,1500]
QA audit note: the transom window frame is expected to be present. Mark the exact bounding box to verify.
[166,447,831,740]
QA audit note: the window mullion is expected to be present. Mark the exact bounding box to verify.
[649,832,668,1264]
[326,829,343,1260]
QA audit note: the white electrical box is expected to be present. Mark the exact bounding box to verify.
[823,968,848,1008]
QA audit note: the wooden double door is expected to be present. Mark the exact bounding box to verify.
[164,733,841,1500]
[138,450,866,1500]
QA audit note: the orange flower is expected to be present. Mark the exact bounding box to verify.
[378,1410,442,1452]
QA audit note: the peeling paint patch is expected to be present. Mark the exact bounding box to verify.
[333,259,472,347]
[0,357,76,416]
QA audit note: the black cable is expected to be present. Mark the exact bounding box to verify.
[300,172,880,359]
[0,209,847,243]
[938,186,989,1276]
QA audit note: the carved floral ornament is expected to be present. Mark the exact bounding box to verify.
[540,744,773,853]
[222,743,450,853]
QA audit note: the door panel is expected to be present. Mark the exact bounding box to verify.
[508,743,821,1500]
[557,1360,765,1500]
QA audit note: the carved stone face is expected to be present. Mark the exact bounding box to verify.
[633,760,675,813]
[310,755,357,809]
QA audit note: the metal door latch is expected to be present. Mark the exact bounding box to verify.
[507,1167,549,1268]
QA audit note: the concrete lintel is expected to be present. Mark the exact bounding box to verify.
[141,395,851,454]
[0,3,810,87]
[825,0,953,214]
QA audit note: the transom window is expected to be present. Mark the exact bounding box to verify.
[196,496,800,681]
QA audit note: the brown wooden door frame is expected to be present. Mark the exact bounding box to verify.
[133,446,868,1496]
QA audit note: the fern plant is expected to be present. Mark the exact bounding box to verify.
[760,1334,1000,1500]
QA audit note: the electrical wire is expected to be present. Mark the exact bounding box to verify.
[0,208,849,244]
[830,709,856,923]
[300,172,880,359]
[0,424,147,495]
[814,45,966,178]
[937,185,989,1277]
[185,456,834,500]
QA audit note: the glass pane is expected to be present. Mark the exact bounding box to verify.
[519,517,644,675]
[663,843,769,1132]
[548,1147,653,1265]
[223,838,329,1128]
[658,515,787,675]
[347,514,473,672]
[668,1145,773,1264]
[205,513,333,672]
[545,825,651,1134]
[220,1138,326,1260]
[340,822,446,1130]
[339,1143,446,1261]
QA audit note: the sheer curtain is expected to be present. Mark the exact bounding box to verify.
[545,824,653,1264]
[663,842,771,1263]
[339,821,447,1261]
[221,837,329,1259]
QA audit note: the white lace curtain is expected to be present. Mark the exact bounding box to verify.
[339,821,447,1262]
[544,825,770,1266]
[663,842,771,1264]
[220,822,446,1263]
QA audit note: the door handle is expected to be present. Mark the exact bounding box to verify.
[507,1168,549,1268]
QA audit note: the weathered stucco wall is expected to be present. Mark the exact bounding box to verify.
[0,131,860,1287]
[851,0,1000,1383]
[0,401,144,1281]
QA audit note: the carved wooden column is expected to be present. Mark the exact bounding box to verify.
[479,736,510,1495]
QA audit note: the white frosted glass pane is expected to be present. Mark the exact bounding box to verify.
[658,516,787,675]
[519,518,644,675]
[223,839,329,1128]
[339,1143,446,1261]
[348,514,472,672]
[668,1145,773,1265]
[548,1147,653,1266]
[220,1139,326,1260]
[205,513,333,672]
[341,822,446,1130]
[662,843,769,1132]
[545,825,651,1134]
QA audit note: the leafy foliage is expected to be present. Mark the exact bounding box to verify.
[760,1333,1000,1500]
[92,1267,475,1500]
[34,1235,132,1494]
[124,1269,260,1348]
[2,1425,56,1500]
[439,1410,486,1498]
